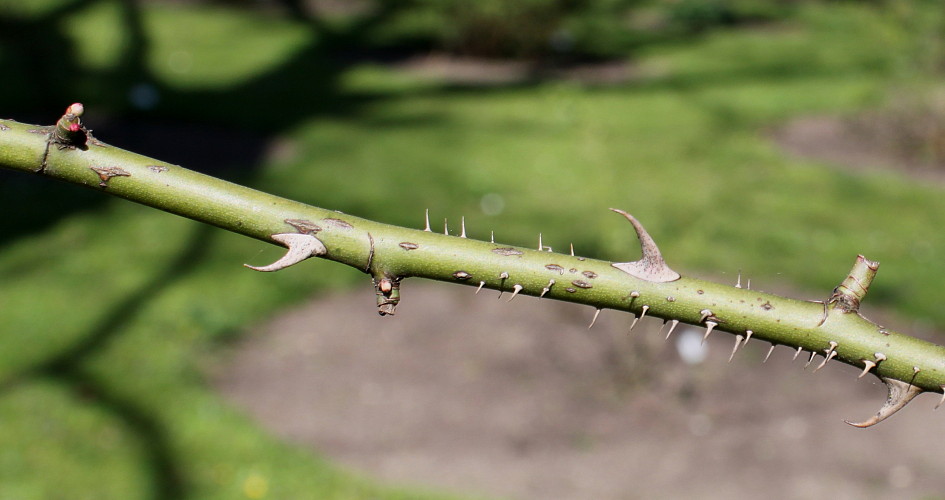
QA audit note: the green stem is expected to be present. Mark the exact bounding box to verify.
[1,108,943,426]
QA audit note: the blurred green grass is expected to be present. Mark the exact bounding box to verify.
[1,0,945,498]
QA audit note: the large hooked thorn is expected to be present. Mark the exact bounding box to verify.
[844,377,924,428]
[609,209,680,283]
[244,233,327,272]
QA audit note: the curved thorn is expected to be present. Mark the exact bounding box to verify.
[935,386,945,410]
[245,233,326,272]
[540,279,555,299]
[475,281,486,294]
[609,209,680,283]
[729,335,745,362]
[460,217,467,238]
[665,319,679,340]
[702,321,717,344]
[793,346,803,361]
[813,350,838,372]
[858,360,877,379]
[424,209,431,232]
[588,308,602,329]
[845,377,924,428]
[763,344,775,363]
[507,284,523,302]
[744,330,754,345]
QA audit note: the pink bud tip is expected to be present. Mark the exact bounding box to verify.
[66,103,84,117]
[68,123,80,132]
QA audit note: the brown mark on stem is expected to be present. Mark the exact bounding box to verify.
[545,264,564,274]
[610,209,680,283]
[399,242,419,250]
[452,271,472,280]
[493,247,523,256]
[582,270,598,279]
[0,121,9,131]
[323,218,353,229]
[89,166,131,188]
[285,219,321,234]
[364,233,375,272]
[147,165,170,173]
[571,280,592,289]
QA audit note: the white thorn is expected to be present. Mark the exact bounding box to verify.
[490,231,495,243]
[702,321,717,344]
[500,272,509,279]
[570,243,575,256]
[875,352,887,362]
[664,320,680,340]
[813,350,837,372]
[538,233,543,252]
[540,279,555,299]
[744,330,753,345]
[629,315,640,332]
[858,360,876,378]
[610,209,680,282]
[699,309,713,323]
[763,344,775,363]
[424,209,431,231]
[805,350,817,368]
[630,291,640,299]
[747,279,751,290]
[914,366,921,375]
[735,271,742,288]
[460,217,467,238]
[588,308,602,329]
[444,218,449,235]
[793,346,803,361]
[508,284,523,302]
[476,281,486,294]
[245,233,327,272]
[639,305,649,320]
[729,335,745,362]
[936,386,945,410]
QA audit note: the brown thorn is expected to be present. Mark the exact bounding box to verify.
[701,321,717,344]
[845,377,924,428]
[588,308,602,329]
[507,284,523,302]
[244,233,327,272]
[763,344,775,363]
[729,335,745,362]
[858,360,877,379]
[664,320,680,340]
[609,209,680,283]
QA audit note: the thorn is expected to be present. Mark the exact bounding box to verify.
[609,209,680,283]
[245,233,327,272]
[874,352,887,362]
[508,284,523,302]
[805,350,817,368]
[664,320,679,340]
[490,231,495,243]
[747,279,751,290]
[476,281,486,294]
[858,360,877,378]
[497,272,509,298]
[763,344,775,363]
[500,271,509,279]
[538,233,543,251]
[735,271,742,288]
[744,330,753,345]
[629,307,648,332]
[793,346,803,361]
[699,309,713,323]
[540,279,555,298]
[701,321,717,344]
[630,291,640,299]
[657,319,667,336]
[424,209,431,231]
[588,308,602,329]
[729,335,745,362]
[460,217,467,238]
[444,218,449,235]
[845,377,924,428]
[935,386,945,410]
[570,243,575,256]
[913,366,921,376]
[813,350,837,372]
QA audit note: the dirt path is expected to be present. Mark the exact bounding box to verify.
[213,282,945,500]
